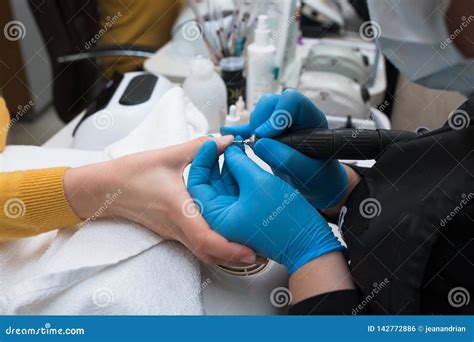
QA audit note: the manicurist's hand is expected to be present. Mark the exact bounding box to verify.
[221,89,358,212]
[187,140,346,274]
[64,136,257,266]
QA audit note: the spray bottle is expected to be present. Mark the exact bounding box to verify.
[246,15,277,111]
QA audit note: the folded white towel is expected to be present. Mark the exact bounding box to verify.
[0,87,209,315]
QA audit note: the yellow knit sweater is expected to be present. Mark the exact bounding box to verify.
[0,98,82,241]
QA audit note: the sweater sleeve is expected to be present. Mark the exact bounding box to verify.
[289,289,365,315]
[0,97,10,152]
[0,168,83,241]
[0,97,82,241]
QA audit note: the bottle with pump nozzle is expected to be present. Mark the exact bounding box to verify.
[246,15,277,111]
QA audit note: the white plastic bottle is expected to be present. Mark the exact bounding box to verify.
[236,96,250,124]
[246,15,277,111]
[183,57,228,132]
[224,105,240,126]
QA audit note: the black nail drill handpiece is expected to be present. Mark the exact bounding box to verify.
[238,128,418,160]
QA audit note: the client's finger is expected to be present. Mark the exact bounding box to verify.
[174,135,235,165]
[190,228,257,265]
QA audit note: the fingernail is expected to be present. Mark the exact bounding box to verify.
[217,135,234,144]
[241,255,256,264]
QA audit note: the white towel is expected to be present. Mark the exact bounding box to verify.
[0,87,209,315]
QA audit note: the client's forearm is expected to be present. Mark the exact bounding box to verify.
[322,165,360,218]
[64,161,114,220]
[289,251,355,305]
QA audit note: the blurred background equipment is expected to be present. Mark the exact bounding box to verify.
[299,71,370,119]
[220,56,246,106]
[2,0,467,147]
[28,0,101,123]
[0,1,33,118]
[97,0,182,78]
[246,15,277,111]
[304,44,371,85]
[28,0,181,122]
[72,72,172,150]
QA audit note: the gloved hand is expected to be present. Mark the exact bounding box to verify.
[187,140,345,274]
[66,135,256,266]
[221,89,347,209]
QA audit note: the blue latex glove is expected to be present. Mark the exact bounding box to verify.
[187,140,345,274]
[221,89,347,209]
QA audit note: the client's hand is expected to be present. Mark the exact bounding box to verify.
[64,136,257,266]
[221,89,359,213]
[187,141,345,274]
